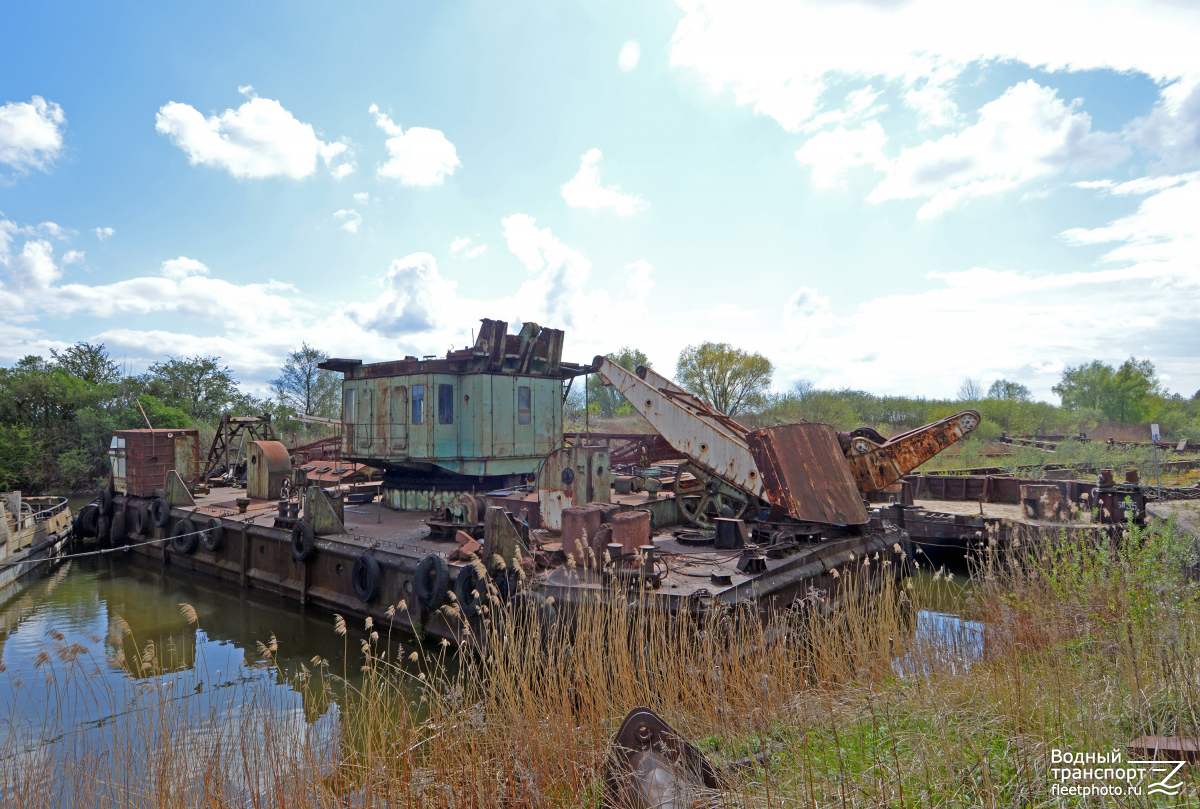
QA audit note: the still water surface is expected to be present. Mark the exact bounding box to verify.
[0,554,421,774]
[0,544,984,782]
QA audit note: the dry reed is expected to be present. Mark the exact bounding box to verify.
[2,516,1199,807]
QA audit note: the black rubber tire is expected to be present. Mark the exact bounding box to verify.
[96,514,111,548]
[151,498,172,528]
[493,567,519,603]
[134,505,152,536]
[352,553,382,603]
[508,591,558,639]
[202,518,224,553]
[110,509,128,544]
[414,553,450,611]
[171,518,199,555]
[78,504,99,537]
[454,563,487,618]
[291,519,316,562]
[99,487,113,517]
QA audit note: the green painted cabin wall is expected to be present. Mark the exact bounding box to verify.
[341,373,562,475]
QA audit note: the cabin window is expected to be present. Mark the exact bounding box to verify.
[357,388,373,448]
[438,384,454,424]
[343,388,355,424]
[412,385,424,424]
[518,386,532,425]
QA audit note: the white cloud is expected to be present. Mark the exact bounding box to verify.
[369,105,460,186]
[1060,174,1200,269]
[1128,77,1200,170]
[670,0,1200,134]
[798,86,885,135]
[0,96,65,175]
[501,214,594,327]
[334,209,362,234]
[796,121,888,188]
[94,227,114,241]
[62,250,84,265]
[8,239,61,292]
[343,253,458,336]
[353,192,370,204]
[155,91,353,180]
[1073,171,1199,196]
[159,256,210,281]
[561,149,648,216]
[618,41,641,73]
[867,81,1125,217]
[450,236,487,258]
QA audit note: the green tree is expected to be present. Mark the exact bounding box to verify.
[987,379,1031,402]
[147,356,244,422]
[1053,361,1113,411]
[676,342,773,416]
[780,382,862,429]
[271,343,341,419]
[1106,357,1159,422]
[1053,357,1159,422]
[50,342,120,384]
[588,347,651,418]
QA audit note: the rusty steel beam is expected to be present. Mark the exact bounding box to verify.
[593,357,764,499]
[845,410,981,492]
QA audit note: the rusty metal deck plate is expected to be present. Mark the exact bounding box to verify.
[746,423,869,526]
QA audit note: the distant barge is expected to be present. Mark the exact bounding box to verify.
[84,319,979,643]
[0,494,72,603]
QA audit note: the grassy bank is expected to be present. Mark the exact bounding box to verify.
[3,519,1199,807]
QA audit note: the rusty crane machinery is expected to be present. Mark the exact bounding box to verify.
[593,357,980,534]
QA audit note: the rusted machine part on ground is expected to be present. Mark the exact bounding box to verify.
[840,410,981,492]
[602,707,725,809]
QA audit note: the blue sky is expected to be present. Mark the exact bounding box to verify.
[2,0,1198,402]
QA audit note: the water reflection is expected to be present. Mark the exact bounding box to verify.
[895,563,986,678]
[0,554,422,786]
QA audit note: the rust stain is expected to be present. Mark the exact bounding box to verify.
[845,410,980,492]
[746,423,869,526]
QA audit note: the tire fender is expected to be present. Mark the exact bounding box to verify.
[151,498,172,529]
[110,509,128,544]
[454,563,487,618]
[291,519,316,562]
[171,518,199,555]
[134,505,152,536]
[202,518,224,553]
[414,553,450,611]
[352,553,382,603]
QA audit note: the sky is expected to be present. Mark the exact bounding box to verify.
[1,0,1198,403]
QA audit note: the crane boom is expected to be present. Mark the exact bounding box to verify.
[593,357,765,499]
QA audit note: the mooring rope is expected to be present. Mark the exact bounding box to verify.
[0,521,240,572]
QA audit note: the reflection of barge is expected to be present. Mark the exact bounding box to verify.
[88,319,979,643]
[0,493,72,603]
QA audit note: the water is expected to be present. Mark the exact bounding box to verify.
[0,554,422,793]
[897,560,987,677]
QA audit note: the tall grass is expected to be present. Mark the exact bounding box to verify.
[3,520,1199,806]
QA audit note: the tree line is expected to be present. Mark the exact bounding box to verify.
[569,343,1200,443]
[0,343,340,493]
[5,335,1197,494]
